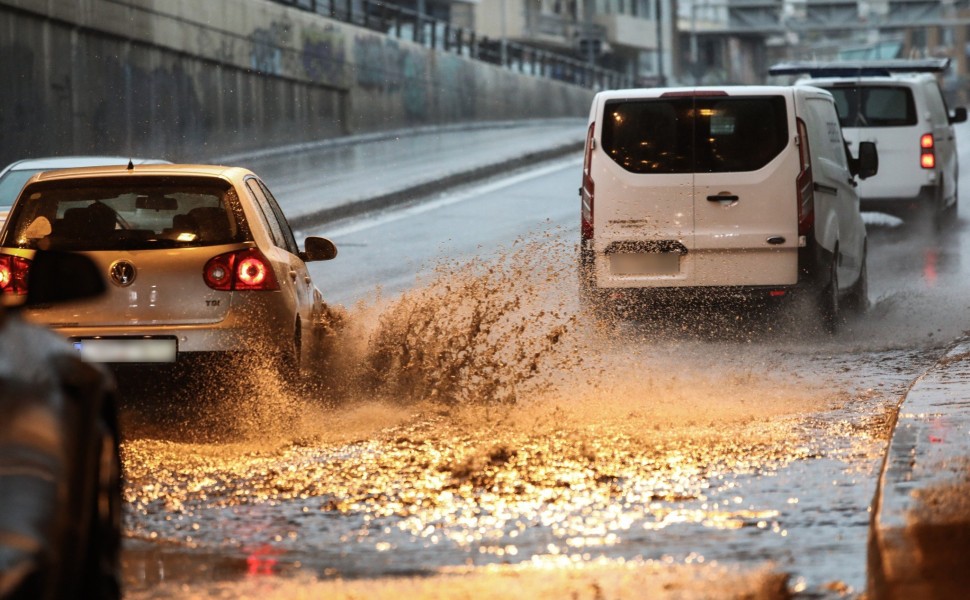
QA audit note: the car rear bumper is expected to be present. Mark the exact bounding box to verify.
[48,313,291,364]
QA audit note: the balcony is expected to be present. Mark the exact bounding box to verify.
[593,13,657,50]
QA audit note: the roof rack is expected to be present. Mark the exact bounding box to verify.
[768,58,950,78]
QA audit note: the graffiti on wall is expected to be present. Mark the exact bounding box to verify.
[302,25,347,88]
[353,35,429,120]
[353,35,401,91]
[436,53,476,120]
[250,20,293,75]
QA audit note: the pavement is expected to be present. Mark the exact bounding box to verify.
[220,118,969,599]
[868,341,970,599]
[213,119,587,230]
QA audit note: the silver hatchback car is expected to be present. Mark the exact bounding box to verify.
[0,164,338,383]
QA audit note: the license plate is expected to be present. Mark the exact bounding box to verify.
[73,338,177,363]
[610,252,680,275]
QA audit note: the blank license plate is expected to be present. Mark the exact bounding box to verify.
[610,252,680,275]
[73,338,177,363]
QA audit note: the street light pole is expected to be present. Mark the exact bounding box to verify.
[656,0,665,85]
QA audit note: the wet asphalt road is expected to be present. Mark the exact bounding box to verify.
[119,128,970,599]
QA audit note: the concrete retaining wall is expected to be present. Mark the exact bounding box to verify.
[0,0,593,166]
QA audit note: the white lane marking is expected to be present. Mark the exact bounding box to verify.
[323,157,581,237]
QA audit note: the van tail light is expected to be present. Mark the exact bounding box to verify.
[0,254,30,296]
[920,133,935,169]
[581,122,596,241]
[795,118,815,236]
[203,249,279,291]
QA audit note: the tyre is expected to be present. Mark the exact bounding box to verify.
[817,258,842,334]
[578,245,615,324]
[844,246,869,315]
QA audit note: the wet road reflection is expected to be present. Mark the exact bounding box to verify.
[119,149,970,598]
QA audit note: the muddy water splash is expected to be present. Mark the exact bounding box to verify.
[362,232,586,406]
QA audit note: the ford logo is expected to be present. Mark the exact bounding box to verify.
[109,260,136,287]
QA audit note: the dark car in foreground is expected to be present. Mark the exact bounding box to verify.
[0,251,121,600]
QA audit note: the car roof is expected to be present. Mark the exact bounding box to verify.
[1,156,171,174]
[23,163,252,185]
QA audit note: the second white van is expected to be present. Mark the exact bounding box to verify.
[579,85,878,332]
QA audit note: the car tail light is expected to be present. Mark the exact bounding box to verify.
[795,118,815,236]
[581,121,595,241]
[920,133,935,169]
[0,255,30,296]
[203,249,279,291]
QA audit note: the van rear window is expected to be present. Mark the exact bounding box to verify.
[824,85,917,128]
[601,96,789,174]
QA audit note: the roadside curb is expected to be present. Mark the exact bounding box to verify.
[288,139,583,230]
[868,339,970,599]
[212,119,584,164]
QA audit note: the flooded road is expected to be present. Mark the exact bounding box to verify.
[119,136,970,598]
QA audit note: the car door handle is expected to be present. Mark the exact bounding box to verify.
[289,270,298,281]
[304,276,311,284]
[707,194,739,202]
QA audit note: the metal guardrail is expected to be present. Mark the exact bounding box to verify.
[269,0,633,90]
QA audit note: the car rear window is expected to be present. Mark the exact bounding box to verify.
[600,96,789,174]
[824,85,917,128]
[0,176,250,251]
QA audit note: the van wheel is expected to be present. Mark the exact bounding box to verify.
[578,246,615,325]
[817,260,841,334]
[845,248,869,314]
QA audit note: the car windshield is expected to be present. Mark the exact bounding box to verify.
[824,85,917,128]
[0,168,42,209]
[0,176,249,251]
[601,96,790,174]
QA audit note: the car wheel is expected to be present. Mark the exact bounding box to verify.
[276,323,303,388]
[817,258,841,334]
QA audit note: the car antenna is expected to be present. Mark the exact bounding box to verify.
[127,159,134,170]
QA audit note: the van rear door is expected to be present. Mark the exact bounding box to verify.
[691,90,800,286]
[593,91,695,286]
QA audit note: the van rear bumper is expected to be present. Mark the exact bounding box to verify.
[588,283,809,306]
[860,184,939,216]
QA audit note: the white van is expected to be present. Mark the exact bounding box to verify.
[579,86,878,331]
[771,59,966,227]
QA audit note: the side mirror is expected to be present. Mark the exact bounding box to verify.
[950,106,967,124]
[856,141,879,180]
[20,250,105,307]
[301,236,337,262]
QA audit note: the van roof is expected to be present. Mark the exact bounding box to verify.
[593,86,796,102]
[769,58,949,78]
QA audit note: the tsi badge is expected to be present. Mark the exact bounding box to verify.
[109,260,136,287]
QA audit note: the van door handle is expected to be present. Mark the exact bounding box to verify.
[707,194,739,202]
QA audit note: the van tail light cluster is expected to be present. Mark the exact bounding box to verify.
[204,249,279,291]
[0,254,30,296]
[795,118,815,236]
[920,133,936,169]
[581,122,596,241]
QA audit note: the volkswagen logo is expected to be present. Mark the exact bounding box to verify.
[108,260,136,287]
